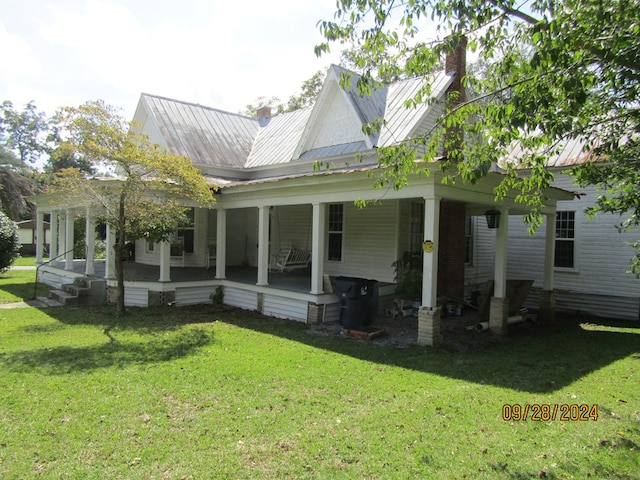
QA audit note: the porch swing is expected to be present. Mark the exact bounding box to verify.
[268,207,312,273]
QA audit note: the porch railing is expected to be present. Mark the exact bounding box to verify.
[32,247,78,300]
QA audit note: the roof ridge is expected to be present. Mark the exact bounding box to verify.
[140,92,256,121]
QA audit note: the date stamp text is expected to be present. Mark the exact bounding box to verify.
[502,403,598,421]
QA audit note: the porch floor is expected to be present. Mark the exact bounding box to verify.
[43,259,314,293]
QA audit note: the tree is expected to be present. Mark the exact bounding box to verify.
[317,0,640,273]
[0,210,19,273]
[1,100,49,165]
[50,100,216,316]
[0,101,48,220]
[284,69,326,111]
[239,69,327,117]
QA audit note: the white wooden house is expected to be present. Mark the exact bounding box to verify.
[30,46,577,345]
[473,141,640,321]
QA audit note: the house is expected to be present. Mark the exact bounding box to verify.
[474,141,640,321]
[16,219,49,256]
[29,45,576,345]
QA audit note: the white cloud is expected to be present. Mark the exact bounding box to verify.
[1,0,341,119]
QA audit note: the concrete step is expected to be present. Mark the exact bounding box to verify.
[48,289,79,306]
[62,283,90,297]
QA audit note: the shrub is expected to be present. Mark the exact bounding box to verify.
[0,211,19,273]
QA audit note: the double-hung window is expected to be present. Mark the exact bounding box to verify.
[554,211,575,268]
[328,204,344,261]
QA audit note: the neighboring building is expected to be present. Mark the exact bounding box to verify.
[30,46,577,345]
[16,219,49,256]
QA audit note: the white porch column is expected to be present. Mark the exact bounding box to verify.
[489,207,510,335]
[35,209,44,263]
[64,209,74,270]
[159,240,171,282]
[84,206,95,275]
[542,212,556,291]
[59,212,68,258]
[256,206,269,286]
[539,211,557,322]
[421,196,440,308]
[418,195,442,347]
[50,210,59,259]
[310,202,327,294]
[215,208,227,280]
[105,224,116,279]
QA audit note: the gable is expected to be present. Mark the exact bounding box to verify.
[304,85,368,153]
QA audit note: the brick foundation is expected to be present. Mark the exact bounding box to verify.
[307,302,324,325]
[417,306,443,347]
[257,292,264,314]
[148,290,175,307]
[489,297,509,335]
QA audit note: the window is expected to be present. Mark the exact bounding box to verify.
[328,204,344,261]
[465,216,474,265]
[174,207,195,254]
[146,240,154,253]
[554,211,575,268]
[410,202,424,253]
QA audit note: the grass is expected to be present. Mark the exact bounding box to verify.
[12,255,37,267]
[0,269,49,303]
[0,275,639,478]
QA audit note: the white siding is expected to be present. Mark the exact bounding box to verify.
[474,173,640,320]
[263,294,309,322]
[307,87,365,150]
[124,287,149,307]
[271,205,313,252]
[226,208,258,266]
[224,286,258,310]
[175,285,216,306]
[324,201,399,283]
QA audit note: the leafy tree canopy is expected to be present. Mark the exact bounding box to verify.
[50,100,217,315]
[0,210,19,273]
[1,100,49,165]
[317,0,640,273]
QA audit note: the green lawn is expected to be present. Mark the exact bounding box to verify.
[12,255,37,267]
[0,269,49,303]
[0,276,638,478]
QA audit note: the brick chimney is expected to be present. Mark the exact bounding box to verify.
[444,35,467,103]
[256,106,272,120]
[442,36,468,162]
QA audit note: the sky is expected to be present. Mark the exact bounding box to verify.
[0,0,343,120]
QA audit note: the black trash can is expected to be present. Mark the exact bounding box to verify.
[333,276,378,328]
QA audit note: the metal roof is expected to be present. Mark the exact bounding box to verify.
[141,94,259,169]
[501,136,597,169]
[138,67,457,174]
[379,72,453,147]
[245,108,312,168]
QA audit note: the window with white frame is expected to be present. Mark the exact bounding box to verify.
[554,211,575,268]
[465,216,474,265]
[328,204,344,261]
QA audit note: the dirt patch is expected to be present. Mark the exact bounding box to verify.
[306,311,532,352]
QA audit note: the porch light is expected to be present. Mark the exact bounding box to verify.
[484,209,501,229]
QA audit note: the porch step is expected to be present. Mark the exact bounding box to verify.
[47,276,107,306]
[48,289,79,306]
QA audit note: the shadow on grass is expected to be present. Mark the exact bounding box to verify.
[204,307,640,394]
[1,327,214,374]
[0,279,46,302]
